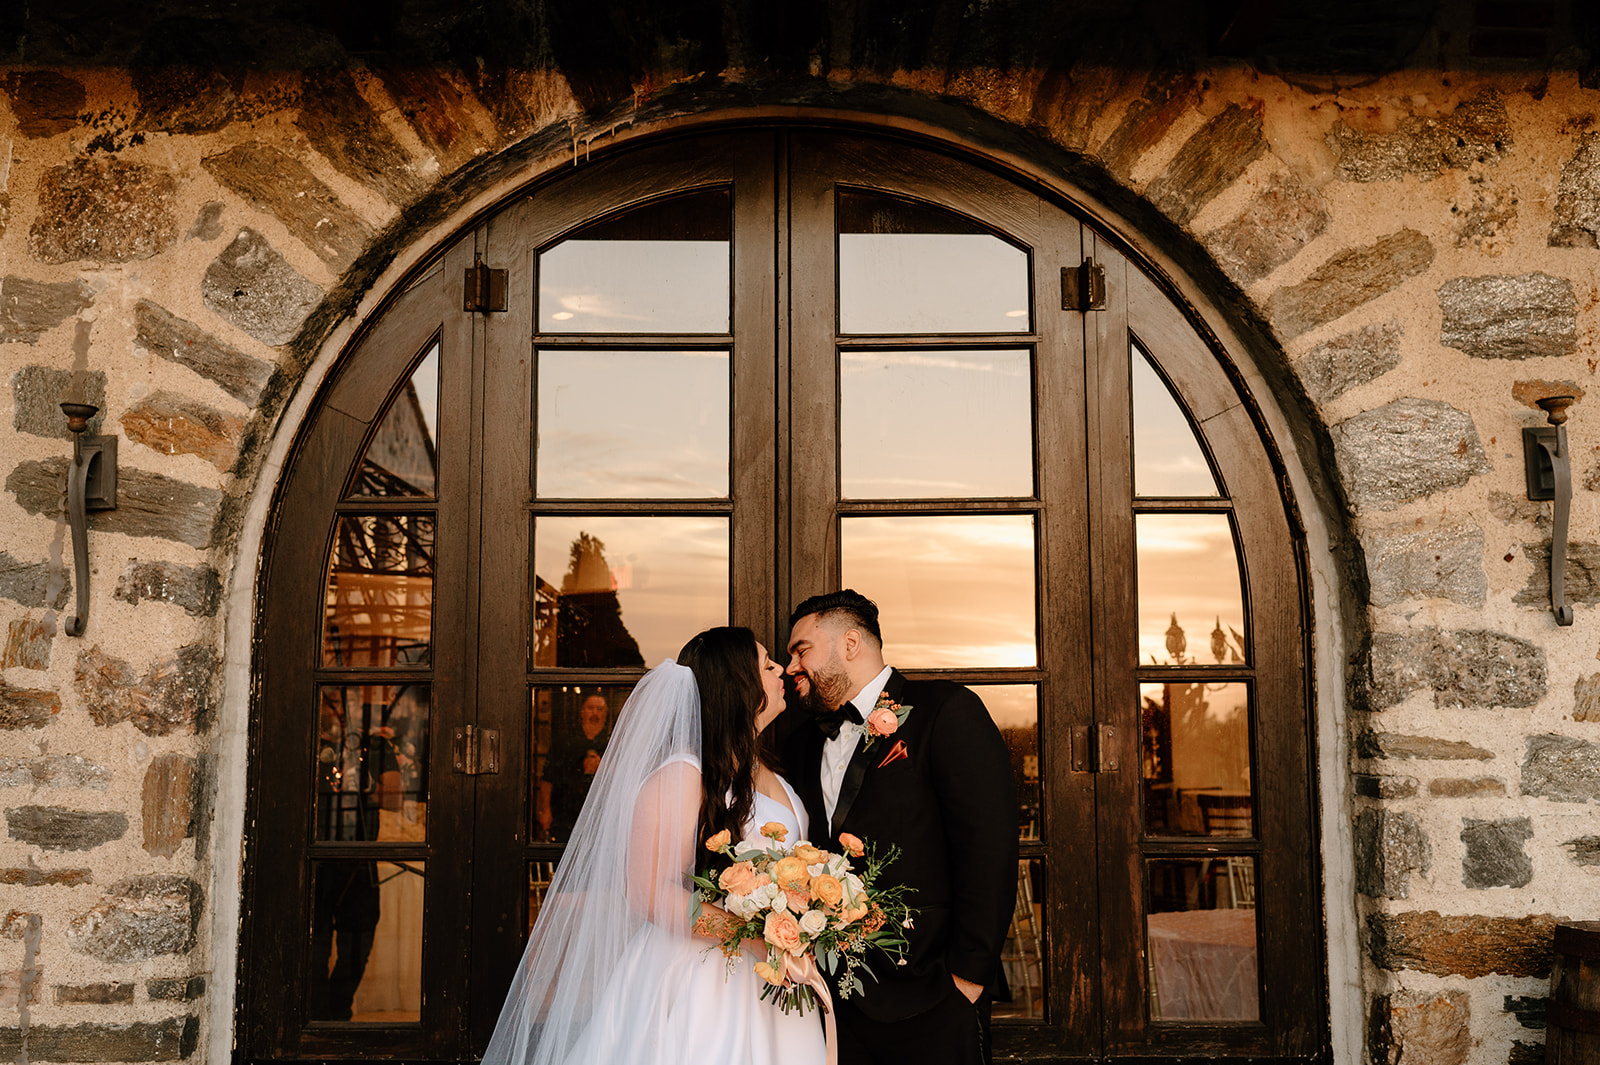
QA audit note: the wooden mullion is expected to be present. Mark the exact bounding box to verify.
[835,332,1040,347]
[836,499,1042,513]
[532,333,734,345]
[527,499,734,515]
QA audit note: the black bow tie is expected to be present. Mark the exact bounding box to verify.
[813,704,863,740]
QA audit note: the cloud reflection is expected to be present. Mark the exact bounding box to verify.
[1135,513,1245,665]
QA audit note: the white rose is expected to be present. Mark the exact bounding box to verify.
[828,855,851,878]
[846,873,865,897]
[807,862,827,877]
[770,891,789,913]
[727,892,757,918]
[799,909,828,936]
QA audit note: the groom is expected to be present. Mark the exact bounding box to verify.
[782,590,1018,1065]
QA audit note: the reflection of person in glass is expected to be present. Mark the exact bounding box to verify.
[782,590,1018,1065]
[537,693,611,841]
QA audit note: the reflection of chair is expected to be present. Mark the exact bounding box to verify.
[528,861,558,931]
[1197,793,1252,837]
[1001,861,1043,1019]
[1226,859,1256,909]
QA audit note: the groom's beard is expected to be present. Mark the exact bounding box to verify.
[797,659,852,711]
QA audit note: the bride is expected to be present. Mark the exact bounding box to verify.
[482,626,827,1065]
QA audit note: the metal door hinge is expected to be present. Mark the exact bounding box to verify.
[463,259,507,313]
[452,725,501,774]
[1062,259,1107,311]
[1071,724,1119,772]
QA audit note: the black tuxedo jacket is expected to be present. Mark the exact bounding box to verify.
[781,669,1018,1022]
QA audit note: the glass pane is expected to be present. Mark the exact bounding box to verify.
[973,684,1040,841]
[309,860,425,1023]
[317,685,430,842]
[838,190,1029,334]
[538,188,730,333]
[536,349,729,498]
[1147,858,1259,1022]
[841,515,1036,667]
[1135,513,1245,667]
[531,683,634,843]
[840,349,1032,499]
[351,344,439,497]
[533,516,728,667]
[528,860,559,934]
[995,858,1046,1022]
[1139,682,1252,838]
[1133,345,1218,497]
[323,515,434,668]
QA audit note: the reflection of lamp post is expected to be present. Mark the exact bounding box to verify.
[1210,617,1227,664]
[1164,613,1186,664]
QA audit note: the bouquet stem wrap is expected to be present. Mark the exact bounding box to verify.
[782,953,837,1065]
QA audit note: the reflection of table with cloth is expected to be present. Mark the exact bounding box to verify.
[1146,908,1259,1021]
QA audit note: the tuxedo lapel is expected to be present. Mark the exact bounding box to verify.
[829,670,905,838]
[787,720,829,840]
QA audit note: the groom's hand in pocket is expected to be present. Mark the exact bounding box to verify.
[952,973,983,1003]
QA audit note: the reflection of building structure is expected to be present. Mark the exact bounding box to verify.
[353,378,437,497]
[546,532,644,668]
[323,516,435,669]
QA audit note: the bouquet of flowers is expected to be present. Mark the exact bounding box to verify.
[691,823,914,1013]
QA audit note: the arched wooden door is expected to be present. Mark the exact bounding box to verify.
[244,128,1323,1064]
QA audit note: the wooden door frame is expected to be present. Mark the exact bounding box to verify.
[224,111,1358,1065]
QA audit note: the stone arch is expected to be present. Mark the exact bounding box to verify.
[210,95,1364,1064]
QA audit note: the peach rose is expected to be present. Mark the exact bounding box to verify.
[750,874,772,891]
[793,843,826,864]
[837,833,865,857]
[784,888,811,913]
[772,856,810,889]
[839,900,870,925]
[753,960,787,987]
[866,706,900,737]
[719,860,758,895]
[764,909,806,955]
[761,821,789,841]
[705,829,732,851]
[810,874,845,908]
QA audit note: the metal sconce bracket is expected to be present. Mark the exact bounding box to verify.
[1523,395,1576,627]
[61,402,118,637]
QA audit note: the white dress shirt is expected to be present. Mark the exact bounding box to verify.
[820,665,893,828]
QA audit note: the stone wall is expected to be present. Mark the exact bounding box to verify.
[1,6,1598,1064]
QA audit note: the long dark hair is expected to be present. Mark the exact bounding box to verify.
[678,626,764,848]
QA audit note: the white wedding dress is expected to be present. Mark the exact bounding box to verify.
[565,761,826,1065]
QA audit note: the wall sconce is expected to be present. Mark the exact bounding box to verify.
[60,401,118,636]
[1523,395,1576,627]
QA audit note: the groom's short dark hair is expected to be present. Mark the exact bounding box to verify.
[790,589,882,645]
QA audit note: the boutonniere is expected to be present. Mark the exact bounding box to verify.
[861,690,911,752]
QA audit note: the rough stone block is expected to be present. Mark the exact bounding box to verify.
[1145,104,1268,226]
[1504,995,1547,1030]
[75,643,218,737]
[1356,729,1493,761]
[1,911,40,939]
[7,459,221,548]
[202,143,374,272]
[0,551,69,610]
[1267,229,1435,339]
[1367,911,1561,977]
[2,71,86,138]
[5,806,128,851]
[1521,734,1600,803]
[67,875,202,962]
[1429,777,1506,798]
[187,202,224,242]
[1451,173,1518,253]
[1508,1041,1545,1065]
[134,300,275,406]
[131,25,242,135]
[0,867,91,887]
[1369,989,1471,1065]
[1439,273,1577,360]
[1355,809,1431,898]
[147,975,206,1002]
[12,1017,198,1061]
[30,157,179,264]
[1292,321,1402,404]
[1328,89,1511,182]
[298,69,425,204]
[1356,774,1419,798]
[1562,836,1600,865]
[1550,133,1600,248]
[12,366,107,439]
[0,276,94,344]
[1515,542,1600,610]
[1366,627,1545,710]
[0,754,108,791]
[1571,674,1600,723]
[3,617,52,670]
[372,65,497,172]
[121,390,243,471]
[1098,69,1201,179]
[1462,817,1533,888]
[142,754,194,859]
[1205,171,1330,286]
[1513,379,1586,411]
[54,981,134,1004]
[114,561,222,618]
[0,678,61,730]
[1366,522,1486,606]
[202,229,323,347]
[1331,399,1489,511]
